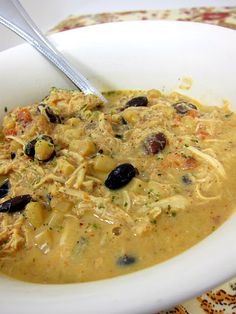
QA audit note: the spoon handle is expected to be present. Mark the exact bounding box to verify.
[0,0,107,103]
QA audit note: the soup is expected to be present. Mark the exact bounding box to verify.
[0,88,235,283]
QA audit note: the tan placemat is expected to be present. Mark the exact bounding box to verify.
[50,7,236,314]
[159,277,236,313]
[50,7,236,33]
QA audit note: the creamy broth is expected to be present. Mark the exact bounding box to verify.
[0,89,235,283]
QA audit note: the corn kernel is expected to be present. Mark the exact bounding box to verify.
[51,198,74,213]
[122,109,139,124]
[112,114,122,123]
[64,128,84,142]
[93,155,116,172]
[69,139,96,156]
[35,140,54,161]
[65,118,81,127]
[57,159,75,176]
[25,202,45,228]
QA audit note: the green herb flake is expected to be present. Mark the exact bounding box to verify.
[171,211,177,217]
[181,153,189,159]
[56,225,64,232]
[106,91,116,96]
[225,113,233,118]
[124,202,128,207]
[92,223,98,229]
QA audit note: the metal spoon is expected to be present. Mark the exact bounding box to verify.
[0,0,107,103]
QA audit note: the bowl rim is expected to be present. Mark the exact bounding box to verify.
[0,20,236,314]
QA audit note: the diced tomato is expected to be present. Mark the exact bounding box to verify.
[160,154,198,170]
[183,157,198,170]
[106,116,112,123]
[197,130,209,140]
[16,108,32,125]
[188,110,199,118]
[172,115,181,127]
[3,128,17,136]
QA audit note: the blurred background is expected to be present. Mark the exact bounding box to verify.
[0,0,236,51]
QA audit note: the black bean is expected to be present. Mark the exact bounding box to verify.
[105,163,137,190]
[38,104,62,124]
[117,254,136,266]
[182,174,192,185]
[144,132,167,155]
[173,101,197,115]
[121,117,127,125]
[0,195,32,213]
[114,134,123,139]
[0,179,10,198]
[125,96,148,109]
[10,152,16,160]
[112,227,122,236]
[24,138,37,158]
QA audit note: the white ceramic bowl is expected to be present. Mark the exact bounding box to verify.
[0,21,236,314]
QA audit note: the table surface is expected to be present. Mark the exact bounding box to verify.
[0,1,236,313]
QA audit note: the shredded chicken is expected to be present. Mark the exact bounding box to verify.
[0,215,25,256]
[187,146,226,178]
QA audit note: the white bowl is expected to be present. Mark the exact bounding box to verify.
[0,21,236,314]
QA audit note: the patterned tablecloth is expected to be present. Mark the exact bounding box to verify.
[50,6,236,314]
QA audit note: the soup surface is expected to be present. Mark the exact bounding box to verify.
[0,89,235,283]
